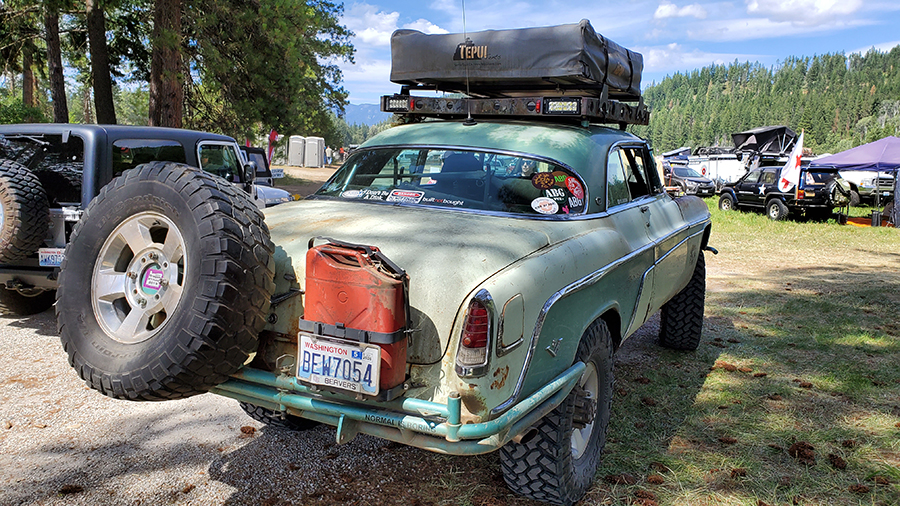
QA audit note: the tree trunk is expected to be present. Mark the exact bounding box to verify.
[22,43,34,108]
[82,85,94,124]
[149,0,183,127]
[86,0,117,124]
[44,9,69,123]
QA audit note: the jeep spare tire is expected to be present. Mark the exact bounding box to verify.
[57,162,275,400]
[0,159,50,263]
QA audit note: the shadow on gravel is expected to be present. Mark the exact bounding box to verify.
[0,306,58,337]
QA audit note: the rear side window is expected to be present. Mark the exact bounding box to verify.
[113,139,186,177]
[606,145,659,208]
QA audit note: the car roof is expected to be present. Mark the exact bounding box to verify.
[359,119,639,170]
[0,123,236,143]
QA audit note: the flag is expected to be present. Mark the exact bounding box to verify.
[266,129,278,164]
[778,131,804,192]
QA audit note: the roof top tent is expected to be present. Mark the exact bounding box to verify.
[382,20,649,128]
[288,135,305,167]
[732,126,797,157]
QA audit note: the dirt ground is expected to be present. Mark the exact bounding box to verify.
[272,165,338,197]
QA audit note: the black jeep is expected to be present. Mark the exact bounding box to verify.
[0,124,288,315]
[717,162,849,220]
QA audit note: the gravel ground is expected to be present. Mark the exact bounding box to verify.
[0,303,664,506]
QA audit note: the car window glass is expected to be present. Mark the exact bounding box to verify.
[744,170,762,183]
[199,144,242,181]
[761,170,778,185]
[244,151,271,177]
[316,147,586,216]
[606,148,631,208]
[113,139,186,177]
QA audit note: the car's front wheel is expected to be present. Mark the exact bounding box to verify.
[499,319,613,506]
[57,162,275,401]
[718,194,736,211]
[766,199,789,220]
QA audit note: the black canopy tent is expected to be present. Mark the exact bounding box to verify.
[811,136,900,227]
[732,126,798,156]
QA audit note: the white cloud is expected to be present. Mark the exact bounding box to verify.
[344,4,400,46]
[746,0,863,26]
[684,15,869,42]
[654,2,708,20]
[638,42,764,73]
[851,40,900,54]
[402,19,449,34]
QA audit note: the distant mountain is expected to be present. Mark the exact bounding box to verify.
[343,103,391,126]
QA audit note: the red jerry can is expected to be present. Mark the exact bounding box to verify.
[303,239,408,393]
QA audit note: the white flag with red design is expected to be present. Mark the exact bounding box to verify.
[778,131,804,192]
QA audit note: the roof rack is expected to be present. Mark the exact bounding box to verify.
[381,86,649,128]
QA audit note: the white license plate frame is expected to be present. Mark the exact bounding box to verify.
[38,248,66,267]
[297,333,381,396]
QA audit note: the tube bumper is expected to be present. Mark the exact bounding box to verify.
[210,362,585,456]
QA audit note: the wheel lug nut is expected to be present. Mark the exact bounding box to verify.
[149,252,158,260]
[138,298,147,307]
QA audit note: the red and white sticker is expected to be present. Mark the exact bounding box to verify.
[386,189,425,204]
[565,177,584,199]
[531,197,559,215]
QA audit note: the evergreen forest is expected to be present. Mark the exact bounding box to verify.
[632,46,900,156]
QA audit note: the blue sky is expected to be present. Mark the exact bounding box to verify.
[335,0,900,105]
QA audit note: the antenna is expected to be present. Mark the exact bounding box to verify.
[462,0,475,125]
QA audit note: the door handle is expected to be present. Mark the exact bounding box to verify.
[640,205,650,213]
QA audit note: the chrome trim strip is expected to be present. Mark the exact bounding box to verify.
[491,218,709,415]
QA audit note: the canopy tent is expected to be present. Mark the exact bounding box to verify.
[811,136,900,227]
[732,126,797,156]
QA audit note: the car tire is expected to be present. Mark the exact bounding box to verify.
[766,199,789,221]
[0,288,55,315]
[57,161,275,401]
[849,190,860,207]
[499,319,613,506]
[659,251,705,350]
[238,402,320,431]
[718,194,736,211]
[0,159,50,263]
[883,200,894,222]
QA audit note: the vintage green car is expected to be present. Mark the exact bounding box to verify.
[55,22,713,506]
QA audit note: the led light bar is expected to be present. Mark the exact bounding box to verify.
[380,94,649,125]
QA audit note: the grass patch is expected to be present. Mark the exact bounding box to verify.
[591,198,900,505]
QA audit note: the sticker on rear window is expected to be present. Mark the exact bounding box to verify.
[532,173,555,190]
[386,189,425,204]
[531,197,559,215]
[566,177,584,199]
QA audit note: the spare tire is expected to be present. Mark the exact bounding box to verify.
[825,178,850,207]
[0,159,50,263]
[57,162,275,401]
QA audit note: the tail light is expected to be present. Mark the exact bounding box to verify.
[455,290,494,377]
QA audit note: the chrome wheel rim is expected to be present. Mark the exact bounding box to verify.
[91,212,186,344]
[571,362,598,459]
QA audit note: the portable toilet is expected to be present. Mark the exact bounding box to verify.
[288,135,305,166]
[305,137,325,168]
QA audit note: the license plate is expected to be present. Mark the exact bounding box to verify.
[38,248,66,267]
[297,333,380,396]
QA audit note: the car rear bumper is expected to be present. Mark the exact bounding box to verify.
[211,362,585,455]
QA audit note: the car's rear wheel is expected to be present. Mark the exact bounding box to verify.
[500,319,613,506]
[849,190,860,207]
[766,199,789,220]
[659,251,705,350]
[0,159,50,263]
[238,402,320,431]
[57,162,275,401]
[718,194,736,211]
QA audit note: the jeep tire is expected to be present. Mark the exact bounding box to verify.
[0,159,50,263]
[500,319,613,506]
[57,162,275,401]
[659,250,705,350]
[718,193,736,211]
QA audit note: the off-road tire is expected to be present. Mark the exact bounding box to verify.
[35,167,82,206]
[659,250,705,350]
[0,288,55,315]
[0,159,50,263]
[849,190,860,207]
[499,319,614,506]
[718,194,736,211]
[238,402,320,431]
[57,162,275,401]
[766,199,789,221]
[883,200,894,224]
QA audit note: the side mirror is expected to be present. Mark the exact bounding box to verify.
[243,162,257,192]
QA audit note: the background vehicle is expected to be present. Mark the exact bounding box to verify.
[54,22,711,506]
[0,124,289,315]
[836,169,894,207]
[718,162,848,220]
[663,163,716,197]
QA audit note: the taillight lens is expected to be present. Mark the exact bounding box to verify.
[456,297,492,374]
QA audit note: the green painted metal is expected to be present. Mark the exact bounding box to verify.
[210,362,584,455]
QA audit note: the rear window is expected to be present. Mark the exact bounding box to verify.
[315,147,587,216]
[803,170,838,186]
